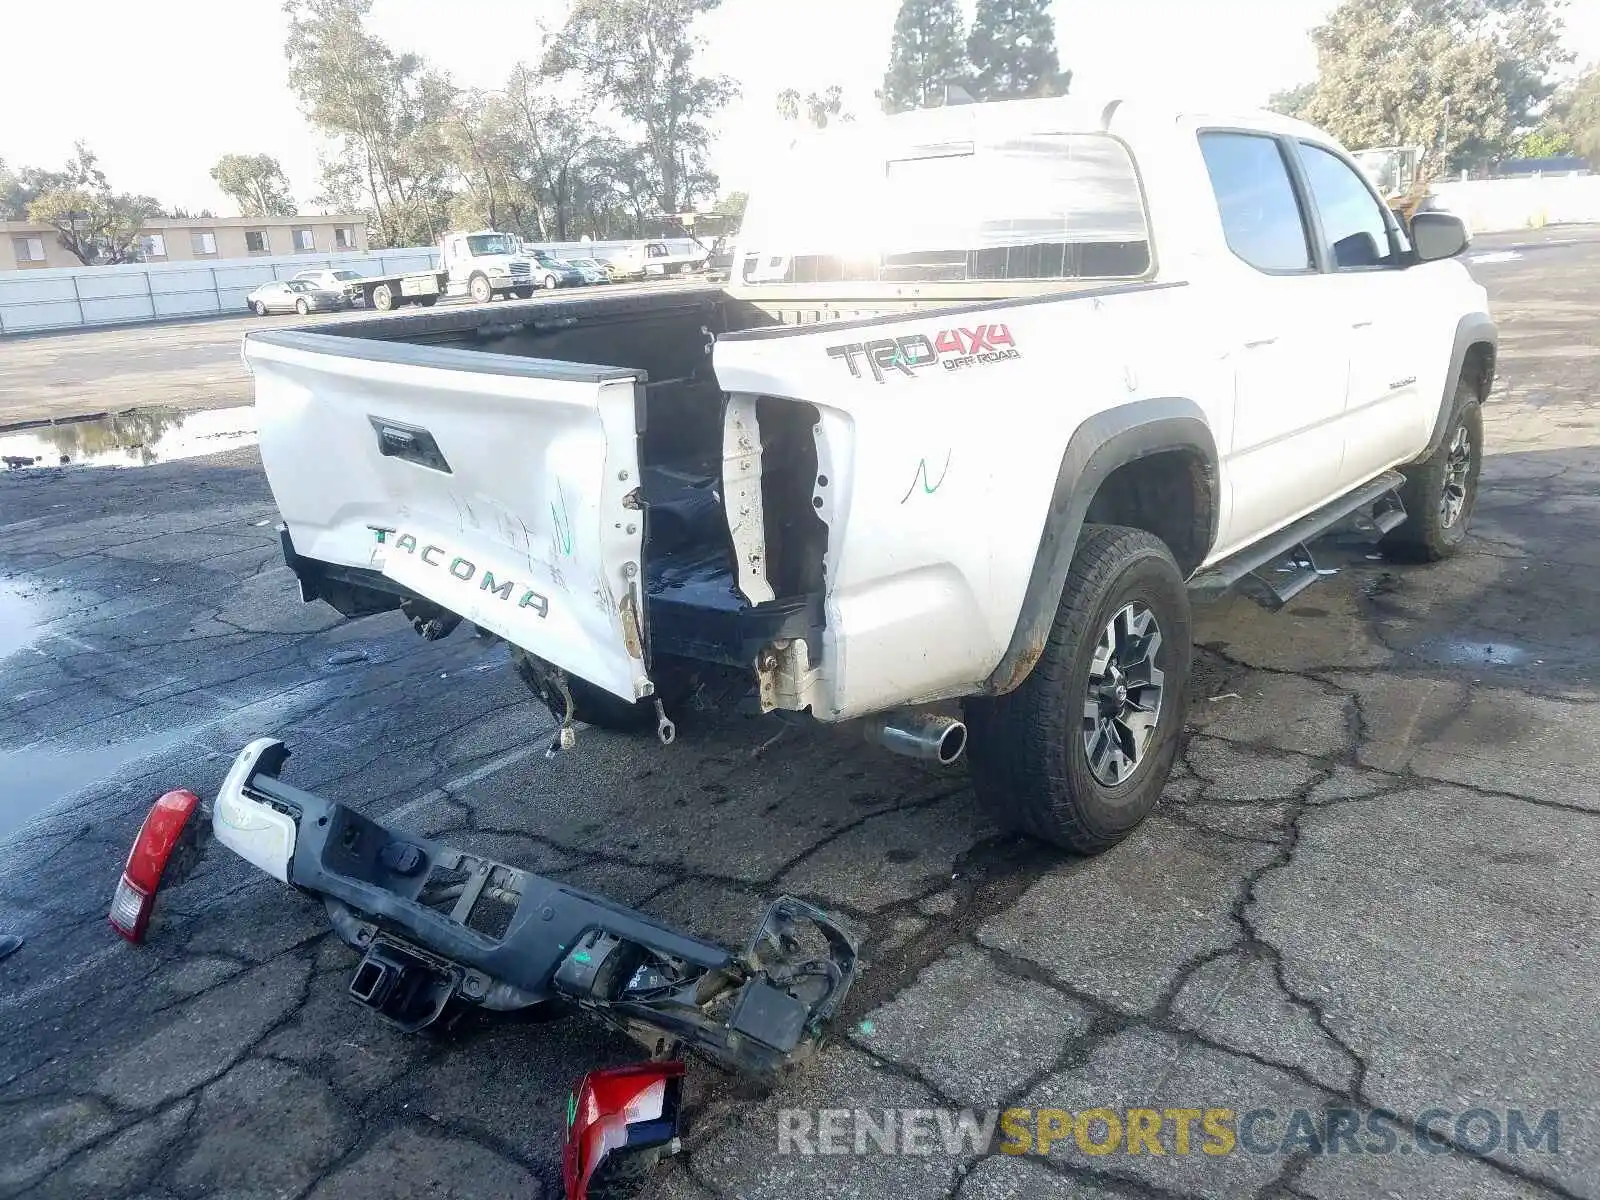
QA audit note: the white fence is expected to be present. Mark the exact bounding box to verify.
[0,248,436,335]
[1431,174,1600,234]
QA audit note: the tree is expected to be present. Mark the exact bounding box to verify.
[1267,82,1316,119]
[545,0,738,219]
[12,142,162,264]
[777,85,853,128]
[28,188,161,265]
[1555,64,1600,165]
[965,0,1070,101]
[284,0,456,248]
[881,0,967,113]
[1511,124,1572,157]
[210,154,298,216]
[0,161,26,221]
[503,64,617,241]
[1298,0,1570,177]
[712,189,747,230]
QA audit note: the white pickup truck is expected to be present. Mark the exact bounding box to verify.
[242,96,1492,860]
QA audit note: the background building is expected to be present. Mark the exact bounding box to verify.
[1,214,368,271]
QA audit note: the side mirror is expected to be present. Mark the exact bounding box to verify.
[1411,211,1469,262]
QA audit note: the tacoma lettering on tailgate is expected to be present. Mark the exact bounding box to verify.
[368,526,549,617]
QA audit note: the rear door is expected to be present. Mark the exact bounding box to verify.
[1197,130,1351,553]
[245,330,654,703]
[1289,140,1431,480]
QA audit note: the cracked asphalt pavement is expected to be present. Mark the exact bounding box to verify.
[2,229,1597,1199]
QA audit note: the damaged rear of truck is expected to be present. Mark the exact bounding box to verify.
[231,98,1193,1069]
[212,95,1490,1071]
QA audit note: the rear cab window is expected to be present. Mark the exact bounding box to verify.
[1197,131,1314,273]
[738,130,1152,287]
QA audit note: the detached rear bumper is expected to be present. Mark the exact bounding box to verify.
[212,739,858,1074]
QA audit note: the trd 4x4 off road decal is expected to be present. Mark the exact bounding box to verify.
[826,323,1021,383]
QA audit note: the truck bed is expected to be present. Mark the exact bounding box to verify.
[244,283,847,705]
[245,276,1156,713]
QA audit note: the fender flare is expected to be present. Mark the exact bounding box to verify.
[981,397,1219,696]
[1414,313,1496,464]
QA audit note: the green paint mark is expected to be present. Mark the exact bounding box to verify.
[567,1092,577,1127]
[573,950,592,964]
[858,1019,875,1036]
[551,483,574,557]
[899,450,952,504]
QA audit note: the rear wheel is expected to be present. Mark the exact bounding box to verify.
[515,286,535,299]
[542,273,559,290]
[415,295,437,307]
[964,525,1191,854]
[295,298,310,315]
[371,284,395,311]
[1381,381,1483,562]
[468,273,493,304]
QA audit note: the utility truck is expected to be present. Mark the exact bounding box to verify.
[440,230,538,302]
[161,96,1492,1075]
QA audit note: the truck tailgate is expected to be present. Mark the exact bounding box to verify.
[245,329,653,703]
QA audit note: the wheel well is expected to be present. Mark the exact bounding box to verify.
[1083,450,1215,577]
[1461,341,1495,401]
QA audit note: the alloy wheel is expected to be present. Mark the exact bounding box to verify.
[1081,602,1165,786]
[1440,422,1473,528]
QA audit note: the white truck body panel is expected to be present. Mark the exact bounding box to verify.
[247,333,653,703]
[244,95,1492,724]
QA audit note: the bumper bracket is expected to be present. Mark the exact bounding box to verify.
[214,738,858,1076]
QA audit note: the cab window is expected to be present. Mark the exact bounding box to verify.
[1197,132,1314,273]
[1297,142,1408,269]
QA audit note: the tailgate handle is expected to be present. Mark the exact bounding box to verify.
[368,415,452,474]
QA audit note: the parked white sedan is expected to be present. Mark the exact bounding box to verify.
[246,279,349,317]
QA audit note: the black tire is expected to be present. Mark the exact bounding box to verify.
[371,284,395,311]
[415,295,437,306]
[963,525,1192,854]
[1380,383,1483,563]
[252,301,268,316]
[510,646,693,733]
[295,298,310,315]
[542,273,559,290]
[515,286,535,299]
[468,273,493,304]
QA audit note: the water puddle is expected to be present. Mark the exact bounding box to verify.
[0,406,257,471]
[0,580,41,662]
[0,725,205,841]
[1415,638,1535,667]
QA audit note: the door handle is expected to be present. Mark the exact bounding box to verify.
[1243,337,1278,348]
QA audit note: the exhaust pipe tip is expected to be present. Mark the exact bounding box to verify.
[865,711,967,765]
[931,720,967,765]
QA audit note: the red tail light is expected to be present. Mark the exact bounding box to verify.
[563,1060,685,1200]
[109,789,200,943]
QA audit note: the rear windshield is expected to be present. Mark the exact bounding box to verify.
[738,131,1150,285]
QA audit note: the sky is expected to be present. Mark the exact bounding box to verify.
[2,0,1599,216]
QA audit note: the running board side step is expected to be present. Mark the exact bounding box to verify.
[1189,471,1407,610]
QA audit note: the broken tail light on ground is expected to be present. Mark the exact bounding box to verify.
[109,788,201,942]
[563,1060,686,1200]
